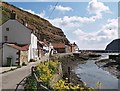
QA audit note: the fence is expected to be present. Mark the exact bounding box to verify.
[15,74,30,91]
[15,66,50,91]
[31,66,50,91]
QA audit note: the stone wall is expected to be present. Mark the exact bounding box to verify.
[20,51,28,66]
[50,62,63,88]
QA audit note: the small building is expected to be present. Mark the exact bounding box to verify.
[70,42,79,53]
[65,42,79,53]
[1,17,31,44]
[42,39,50,55]
[0,11,39,66]
[52,43,65,53]
[37,40,44,59]
[48,42,54,55]
[2,43,29,66]
[65,44,72,53]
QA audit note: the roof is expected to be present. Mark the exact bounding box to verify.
[7,44,29,51]
[37,40,44,46]
[52,43,65,49]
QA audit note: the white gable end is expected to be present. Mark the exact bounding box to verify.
[1,20,31,44]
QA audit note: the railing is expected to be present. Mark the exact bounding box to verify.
[15,66,50,91]
[31,66,50,91]
[15,74,30,91]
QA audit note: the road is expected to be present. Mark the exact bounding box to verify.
[1,54,50,90]
[0,54,66,90]
[1,61,39,90]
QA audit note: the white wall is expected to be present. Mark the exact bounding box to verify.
[28,46,31,62]
[0,48,2,67]
[1,20,31,44]
[0,26,2,43]
[31,33,37,49]
[3,44,18,66]
[28,33,38,60]
[49,43,54,55]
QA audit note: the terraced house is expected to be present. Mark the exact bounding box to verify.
[0,11,39,66]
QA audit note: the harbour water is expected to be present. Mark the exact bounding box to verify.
[73,53,119,89]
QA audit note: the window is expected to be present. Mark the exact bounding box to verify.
[4,36,8,42]
[6,28,9,31]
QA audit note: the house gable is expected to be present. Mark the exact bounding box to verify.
[1,20,32,44]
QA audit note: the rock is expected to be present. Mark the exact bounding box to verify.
[106,39,120,51]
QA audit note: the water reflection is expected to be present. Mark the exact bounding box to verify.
[73,53,118,89]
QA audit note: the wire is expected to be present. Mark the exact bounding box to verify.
[48,2,58,19]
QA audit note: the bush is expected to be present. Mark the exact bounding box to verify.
[24,76,37,91]
[35,60,59,87]
[24,60,97,91]
[25,60,59,90]
[22,62,27,66]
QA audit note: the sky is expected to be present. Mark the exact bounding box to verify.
[8,0,119,50]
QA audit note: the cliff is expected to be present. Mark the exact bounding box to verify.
[0,2,69,44]
[105,39,120,51]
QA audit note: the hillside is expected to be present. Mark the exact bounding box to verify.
[0,2,69,44]
[105,39,120,51]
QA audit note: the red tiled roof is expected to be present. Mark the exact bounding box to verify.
[52,43,65,49]
[7,44,29,51]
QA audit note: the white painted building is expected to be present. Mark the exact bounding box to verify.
[48,43,54,55]
[2,43,19,66]
[1,20,31,44]
[28,33,38,60]
[1,43,29,66]
[0,12,40,66]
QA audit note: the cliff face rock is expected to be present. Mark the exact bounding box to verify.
[0,2,69,44]
[105,39,120,51]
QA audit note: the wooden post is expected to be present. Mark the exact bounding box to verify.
[37,82,40,91]
[68,67,71,83]
[37,81,43,91]
[31,66,34,77]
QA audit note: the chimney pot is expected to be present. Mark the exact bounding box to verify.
[10,11,16,20]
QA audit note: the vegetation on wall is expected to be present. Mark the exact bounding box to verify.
[24,60,100,91]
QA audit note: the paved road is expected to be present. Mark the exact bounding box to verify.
[0,54,66,90]
[1,61,39,90]
[1,55,50,90]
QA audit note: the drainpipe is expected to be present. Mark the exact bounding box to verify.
[18,50,20,66]
[2,43,4,67]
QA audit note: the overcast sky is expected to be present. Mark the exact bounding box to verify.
[9,0,118,50]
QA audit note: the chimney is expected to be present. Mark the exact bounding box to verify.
[10,10,17,20]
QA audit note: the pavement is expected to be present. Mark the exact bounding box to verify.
[0,67,17,74]
[0,55,50,90]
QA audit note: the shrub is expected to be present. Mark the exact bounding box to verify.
[24,76,37,91]
[22,62,27,66]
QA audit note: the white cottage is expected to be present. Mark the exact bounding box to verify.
[1,20,31,44]
[2,43,29,66]
[0,12,38,66]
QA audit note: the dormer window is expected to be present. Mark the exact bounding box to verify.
[6,28,9,31]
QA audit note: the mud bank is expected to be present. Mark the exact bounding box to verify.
[95,58,120,79]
